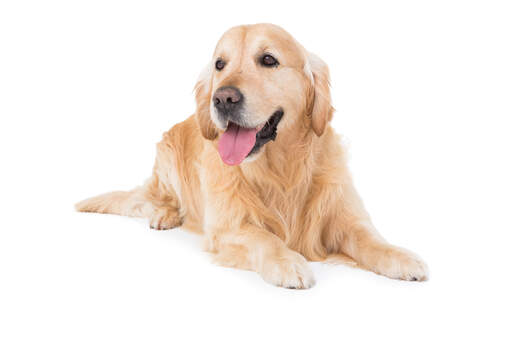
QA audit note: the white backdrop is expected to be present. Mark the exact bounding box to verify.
[1,0,511,340]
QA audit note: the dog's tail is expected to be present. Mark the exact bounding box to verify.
[75,187,151,218]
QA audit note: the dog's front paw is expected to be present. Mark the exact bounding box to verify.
[374,246,429,281]
[259,250,316,289]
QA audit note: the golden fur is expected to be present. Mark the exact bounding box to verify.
[76,24,428,289]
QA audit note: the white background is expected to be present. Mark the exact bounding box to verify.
[1,0,511,340]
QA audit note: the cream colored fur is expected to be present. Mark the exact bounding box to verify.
[76,24,428,289]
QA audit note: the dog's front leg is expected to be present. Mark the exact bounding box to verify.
[336,180,429,281]
[206,223,315,289]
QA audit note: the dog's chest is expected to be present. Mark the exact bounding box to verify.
[256,183,310,229]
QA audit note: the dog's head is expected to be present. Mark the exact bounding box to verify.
[195,24,333,166]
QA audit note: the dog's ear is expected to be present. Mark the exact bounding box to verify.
[306,53,334,136]
[194,64,218,140]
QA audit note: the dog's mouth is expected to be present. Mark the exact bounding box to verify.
[217,110,284,166]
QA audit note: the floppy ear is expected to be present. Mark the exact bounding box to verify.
[306,53,334,136]
[194,64,217,140]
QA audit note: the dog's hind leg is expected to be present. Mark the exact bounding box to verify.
[75,186,151,218]
[75,175,183,230]
[75,141,184,230]
[143,174,183,230]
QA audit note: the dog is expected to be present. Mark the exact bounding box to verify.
[76,23,428,289]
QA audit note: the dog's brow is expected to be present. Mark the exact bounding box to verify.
[255,45,280,59]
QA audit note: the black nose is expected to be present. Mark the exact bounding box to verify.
[213,86,243,117]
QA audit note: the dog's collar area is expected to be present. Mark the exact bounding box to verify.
[248,110,284,157]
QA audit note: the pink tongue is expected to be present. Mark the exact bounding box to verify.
[218,123,258,165]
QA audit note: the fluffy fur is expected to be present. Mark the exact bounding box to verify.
[76,24,428,289]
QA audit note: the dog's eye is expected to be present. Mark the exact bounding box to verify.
[215,59,226,71]
[261,54,279,67]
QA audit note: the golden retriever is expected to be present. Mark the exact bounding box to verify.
[76,23,428,289]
